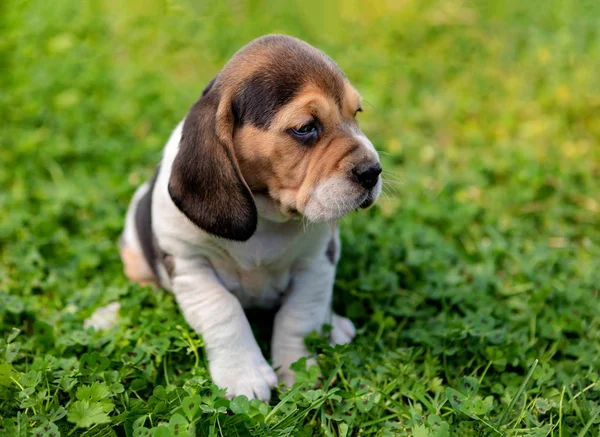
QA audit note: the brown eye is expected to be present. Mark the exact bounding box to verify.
[288,119,321,146]
[292,121,318,136]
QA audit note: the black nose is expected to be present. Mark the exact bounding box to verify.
[352,163,382,189]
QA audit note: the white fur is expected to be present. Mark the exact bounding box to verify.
[84,302,121,331]
[87,121,379,401]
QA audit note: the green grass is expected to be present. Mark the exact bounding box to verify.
[1,0,599,435]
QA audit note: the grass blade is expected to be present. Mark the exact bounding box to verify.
[497,359,538,427]
[576,410,599,437]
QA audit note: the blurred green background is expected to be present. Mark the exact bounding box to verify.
[1,0,599,435]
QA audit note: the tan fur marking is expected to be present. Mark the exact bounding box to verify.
[120,243,158,287]
[271,87,338,131]
[343,81,362,117]
[235,125,311,212]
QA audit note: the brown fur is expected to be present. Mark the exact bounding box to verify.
[167,35,370,238]
[119,240,158,287]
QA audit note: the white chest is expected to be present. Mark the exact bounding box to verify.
[209,219,330,308]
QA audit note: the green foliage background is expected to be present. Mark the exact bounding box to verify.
[1,0,599,435]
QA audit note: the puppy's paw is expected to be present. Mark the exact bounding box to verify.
[83,302,121,331]
[210,353,277,402]
[331,313,356,345]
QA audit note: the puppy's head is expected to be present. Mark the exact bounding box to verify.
[169,35,381,241]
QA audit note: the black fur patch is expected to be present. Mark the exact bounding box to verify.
[325,237,337,264]
[233,72,303,128]
[134,164,161,277]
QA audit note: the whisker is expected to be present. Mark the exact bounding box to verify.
[383,183,402,191]
[381,172,404,181]
[380,187,397,199]
[383,186,401,196]
[382,179,401,190]
[382,174,400,183]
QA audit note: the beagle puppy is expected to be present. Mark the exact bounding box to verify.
[91,35,382,401]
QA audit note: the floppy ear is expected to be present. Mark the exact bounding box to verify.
[168,78,257,241]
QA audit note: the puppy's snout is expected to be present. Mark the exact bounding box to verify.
[352,162,382,189]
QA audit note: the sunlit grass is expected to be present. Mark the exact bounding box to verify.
[1,0,599,435]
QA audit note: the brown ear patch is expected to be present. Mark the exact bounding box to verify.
[168,81,257,241]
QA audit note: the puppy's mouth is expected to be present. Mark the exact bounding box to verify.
[358,183,381,209]
[266,175,383,223]
[324,190,374,218]
[359,194,374,209]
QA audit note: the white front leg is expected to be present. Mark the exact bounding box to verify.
[173,257,277,401]
[271,258,336,386]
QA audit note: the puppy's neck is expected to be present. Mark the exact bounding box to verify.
[253,192,296,224]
